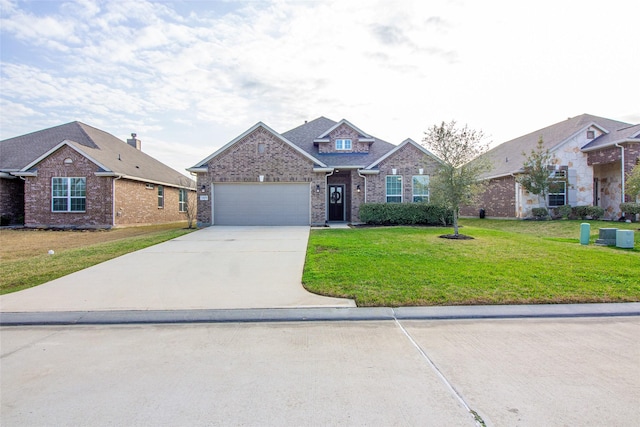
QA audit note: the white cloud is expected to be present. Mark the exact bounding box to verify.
[1,0,639,174]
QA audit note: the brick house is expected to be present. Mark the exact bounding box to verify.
[188,117,442,226]
[0,122,195,228]
[460,114,640,219]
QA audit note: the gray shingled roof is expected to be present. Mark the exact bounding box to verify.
[480,114,636,179]
[281,116,397,167]
[0,122,192,188]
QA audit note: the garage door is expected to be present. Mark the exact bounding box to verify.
[213,183,311,225]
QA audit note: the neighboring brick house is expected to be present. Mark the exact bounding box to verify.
[188,117,442,226]
[0,122,195,228]
[460,114,640,219]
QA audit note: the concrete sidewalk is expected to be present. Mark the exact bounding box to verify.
[0,226,355,312]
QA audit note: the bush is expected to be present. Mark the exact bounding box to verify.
[359,203,453,226]
[573,205,605,220]
[531,207,548,219]
[557,204,572,219]
[620,202,640,215]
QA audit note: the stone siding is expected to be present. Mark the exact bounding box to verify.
[197,127,325,225]
[0,178,25,224]
[24,145,113,228]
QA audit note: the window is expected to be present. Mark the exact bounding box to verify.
[52,177,86,212]
[386,175,402,203]
[548,171,566,207]
[335,138,352,150]
[587,130,595,139]
[158,185,164,208]
[179,188,187,212]
[412,176,430,202]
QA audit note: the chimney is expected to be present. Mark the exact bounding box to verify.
[127,133,141,150]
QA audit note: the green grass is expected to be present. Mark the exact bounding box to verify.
[302,219,640,306]
[1,227,193,295]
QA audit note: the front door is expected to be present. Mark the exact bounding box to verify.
[328,185,344,221]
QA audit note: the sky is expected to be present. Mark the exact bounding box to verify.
[1,0,639,176]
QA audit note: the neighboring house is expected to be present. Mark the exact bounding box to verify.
[188,117,441,226]
[0,122,195,228]
[460,114,640,220]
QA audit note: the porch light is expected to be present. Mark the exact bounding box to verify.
[392,168,397,175]
[418,168,424,175]
[356,184,361,193]
[259,175,264,182]
[200,185,206,193]
[316,184,320,193]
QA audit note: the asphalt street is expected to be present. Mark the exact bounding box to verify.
[2,316,638,426]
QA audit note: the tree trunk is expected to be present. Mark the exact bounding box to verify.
[453,208,459,235]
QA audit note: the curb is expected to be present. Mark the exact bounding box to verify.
[1,303,639,326]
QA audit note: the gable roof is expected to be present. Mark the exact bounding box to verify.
[365,138,443,169]
[312,118,375,142]
[0,121,192,188]
[282,117,398,168]
[479,114,636,179]
[189,121,327,169]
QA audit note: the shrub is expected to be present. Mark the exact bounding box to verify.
[620,202,640,215]
[358,203,453,226]
[557,204,572,219]
[573,205,605,220]
[531,207,548,219]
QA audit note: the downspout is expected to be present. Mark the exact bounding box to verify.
[357,170,368,203]
[615,143,625,206]
[112,175,122,227]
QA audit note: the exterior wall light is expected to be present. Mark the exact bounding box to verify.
[419,168,424,175]
[356,184,361,193]
[316,184,320,193]
[200,185,206,193]
[259,175,265,182]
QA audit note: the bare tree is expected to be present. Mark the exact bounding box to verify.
[422,120,492,237]
[179,176,198,229]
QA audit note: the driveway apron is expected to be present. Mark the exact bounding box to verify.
[0,226,355,312]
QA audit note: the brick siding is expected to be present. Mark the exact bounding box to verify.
[0,178,24,224]
[24,145,113,228]
[460,175,516,218]
[114,179,189,226]
[197,127,326,225]
[318,124,371,154]
[365,143,441,206]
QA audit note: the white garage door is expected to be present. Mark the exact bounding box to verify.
[213,183,311,225]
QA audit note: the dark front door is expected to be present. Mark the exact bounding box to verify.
[328,185,344,221]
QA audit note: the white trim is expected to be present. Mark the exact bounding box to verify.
[581,137,640,152]
[186,166,208,173]
[385,175,403,203]
[190,122,327,169]
[366,138,443,169]
[357,169,380,175]
[411,175,430,203]
[335,138,352,150]
[21,140,111,173]
[51,176,86,213]
[551,122,609,152]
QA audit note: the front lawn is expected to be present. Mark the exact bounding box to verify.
[302,220,640,306]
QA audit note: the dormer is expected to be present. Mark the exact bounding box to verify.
[314,119,376,154]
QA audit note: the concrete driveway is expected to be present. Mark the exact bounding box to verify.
[0,226,355,312]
